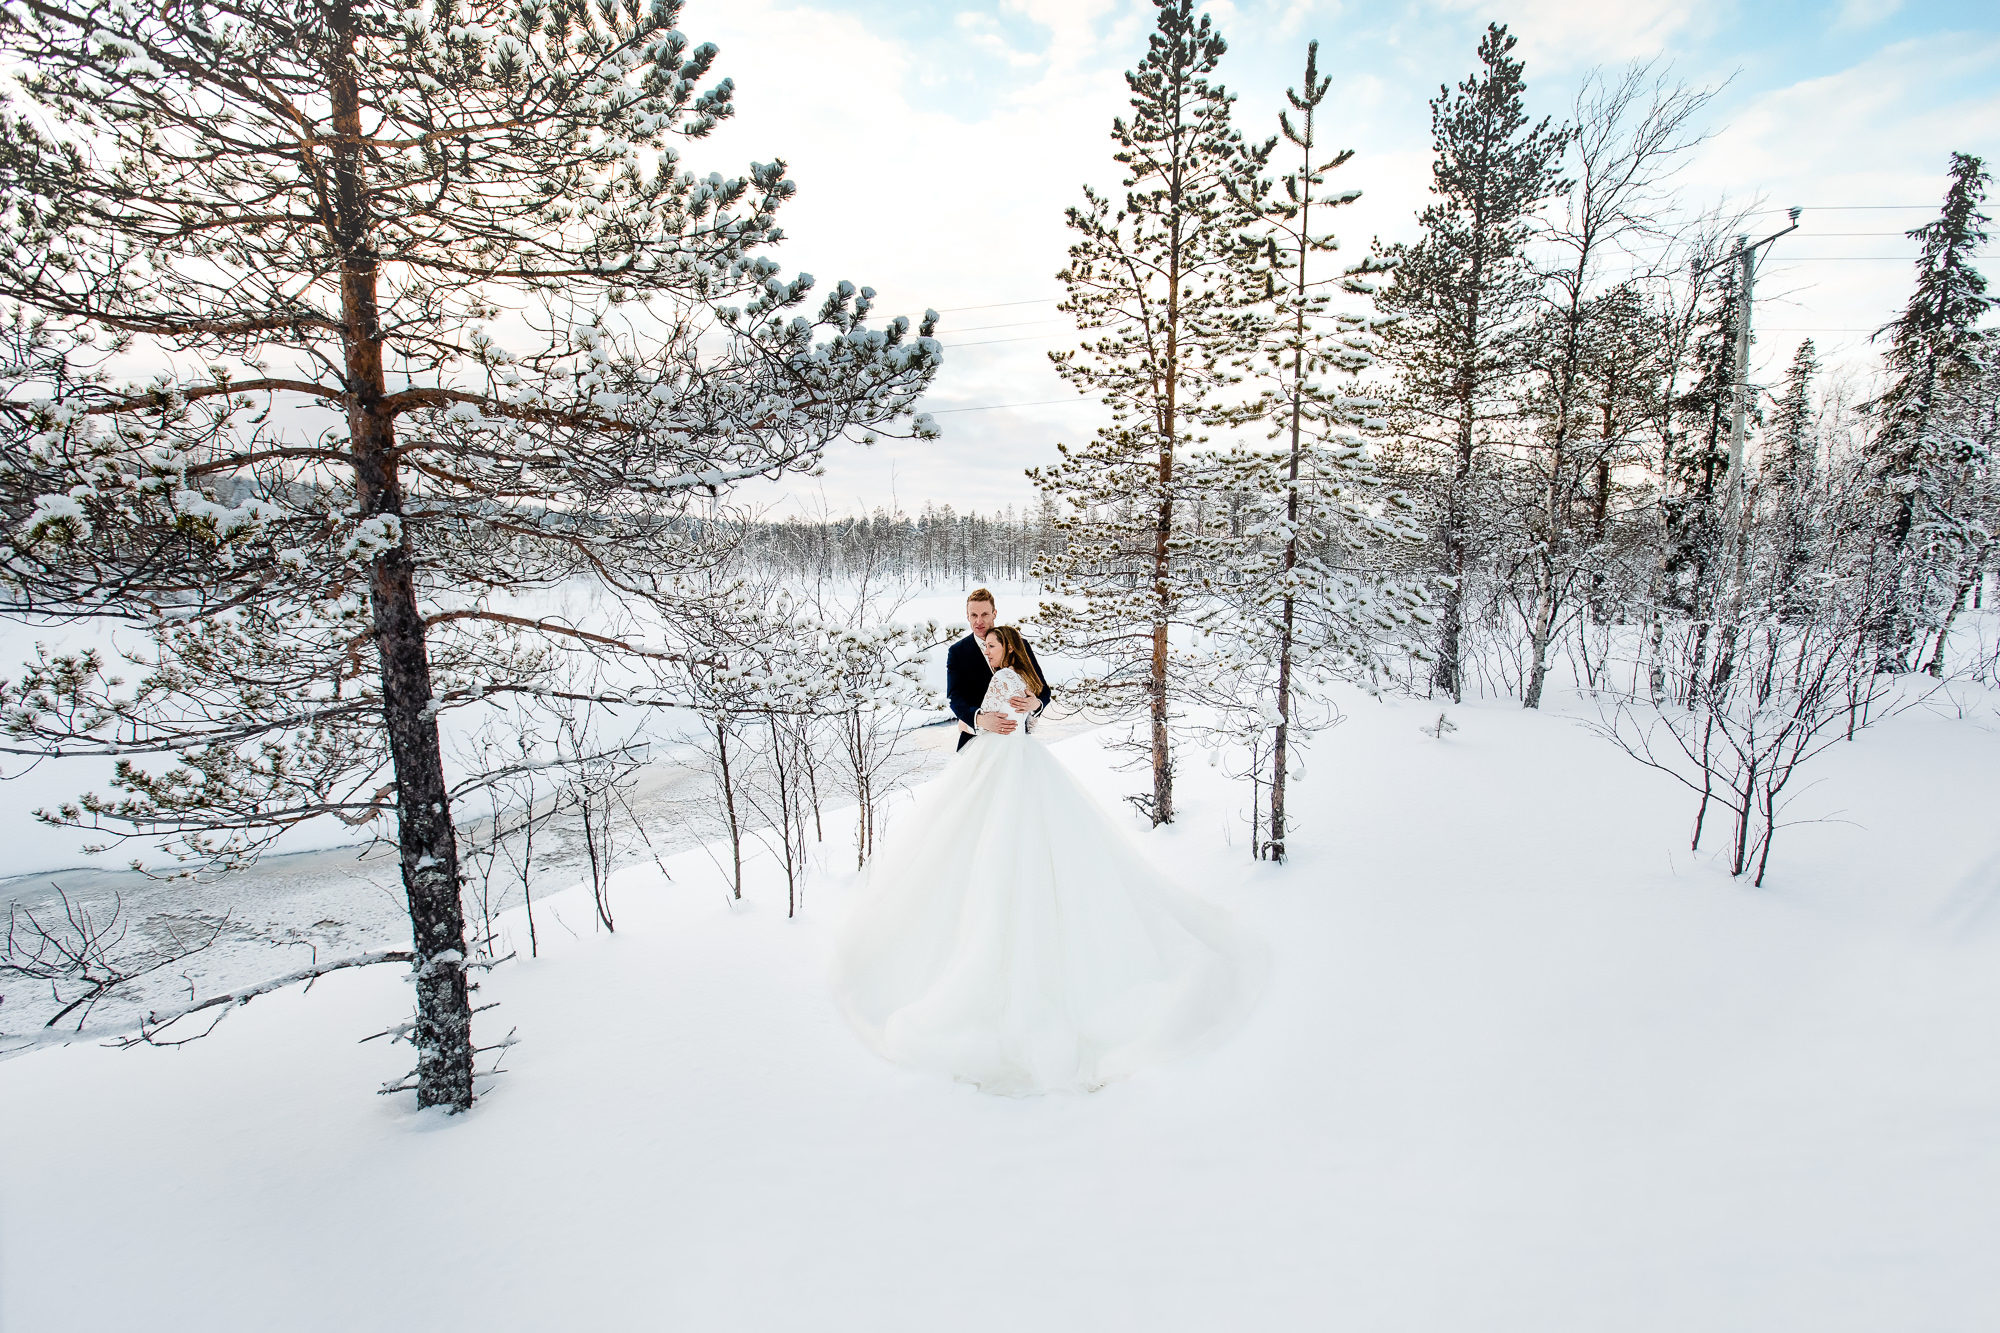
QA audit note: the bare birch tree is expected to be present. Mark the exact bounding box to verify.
[1520,64,1714,707]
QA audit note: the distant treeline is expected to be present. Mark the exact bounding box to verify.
[734,500,1063,586]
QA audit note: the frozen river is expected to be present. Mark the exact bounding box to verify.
[1,705,1104,1053]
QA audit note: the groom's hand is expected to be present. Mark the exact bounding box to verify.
[1007,692,1036,715]
[976,710,1018,734]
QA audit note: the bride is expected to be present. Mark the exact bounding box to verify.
[830,624,1267,1095]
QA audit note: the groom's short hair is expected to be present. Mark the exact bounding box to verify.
[966,587,995,608]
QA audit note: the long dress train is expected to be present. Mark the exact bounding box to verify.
[830,668,1267,1095]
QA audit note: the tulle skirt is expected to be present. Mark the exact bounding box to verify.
[830,730,1268,1095]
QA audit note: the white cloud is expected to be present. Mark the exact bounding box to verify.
[954,12,1046,70]
[1833,0,1905,32]
[1419,0,1727,68]
[1274,0,1331,40]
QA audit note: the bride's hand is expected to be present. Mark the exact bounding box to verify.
[1007,692,1034,714]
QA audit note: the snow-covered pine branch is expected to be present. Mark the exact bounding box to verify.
[1197,38,1430,861]
[0,0,943,1112]
[1861,151,1997,672]
[1034,0,1267,827]
[1372,23,1567,705]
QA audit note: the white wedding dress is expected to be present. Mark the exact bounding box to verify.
[830,667,1267,1095]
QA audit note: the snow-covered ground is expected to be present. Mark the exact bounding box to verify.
[4,676,1998,1331]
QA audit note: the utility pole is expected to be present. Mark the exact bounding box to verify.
[1723,237,1754,523]
[1698,207,1802,691]
[1713,207,1803,529]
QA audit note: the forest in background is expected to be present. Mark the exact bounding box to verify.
[0,0,1992,1104]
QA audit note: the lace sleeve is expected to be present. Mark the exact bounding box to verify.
[980,668,1032,720]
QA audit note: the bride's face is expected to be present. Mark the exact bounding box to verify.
[981,633,1007,670]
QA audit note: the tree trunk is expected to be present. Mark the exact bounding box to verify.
[332,27,473,1112]
[802,717,824,843]
[1523,462,1561,708]
[1690,708,1716,851]
[1149,171,1182,828]
[1269,598,1294,862]
[1923,560,1980,677]
[1525,286,1587,710]
[1433,473,1470,703]
[1644,607,1666,704]
[1150,567,1172,824]
[1268,253,1310,862]
[848,710,873,870]
[1267,501,1297,860]
[1432,286,1482,704]
[713,717,744,899]
[1524,572,1556,707]
[1732,753,1757,877]
[519,807,540,959]
[356,384,472,1114]
[1523,384,1573,711]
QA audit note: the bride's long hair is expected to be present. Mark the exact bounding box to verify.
[990,625,1045,697]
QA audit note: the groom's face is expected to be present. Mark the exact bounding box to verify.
[966,599,996,638]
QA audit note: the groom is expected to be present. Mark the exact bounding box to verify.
[946,587,1053,751]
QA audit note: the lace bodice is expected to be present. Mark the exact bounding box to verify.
[979,667,1036,728]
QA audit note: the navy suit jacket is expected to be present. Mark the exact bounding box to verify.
[946,634,1054,751]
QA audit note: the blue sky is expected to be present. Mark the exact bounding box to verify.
[680,0,2000,516]
[862,0,1996,128]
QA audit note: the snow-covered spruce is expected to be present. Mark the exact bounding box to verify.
[1860,151,1996,672]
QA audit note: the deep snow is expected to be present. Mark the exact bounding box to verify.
[3,683,1998,1332]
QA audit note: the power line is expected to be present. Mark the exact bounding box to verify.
[947,333,1074,349]
[874,206,1946,310]
[944,316,1066,335]
[866,297,1058,326]
[886,254,1970,331]
[926,397,1079,415]
[923,316,1989,414]
[890,268,1438,327]
[910,296,1056,315]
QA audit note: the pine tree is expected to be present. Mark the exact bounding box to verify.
[1765,338,1820,610]
[1658,257,1742,624]
[1866,151,1996,669]
[0,0,939,1109]
[1033,0,1262,826]
[1215,40,1426,861]
[1913,334,1999,674]
[1377,23,1566,704]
